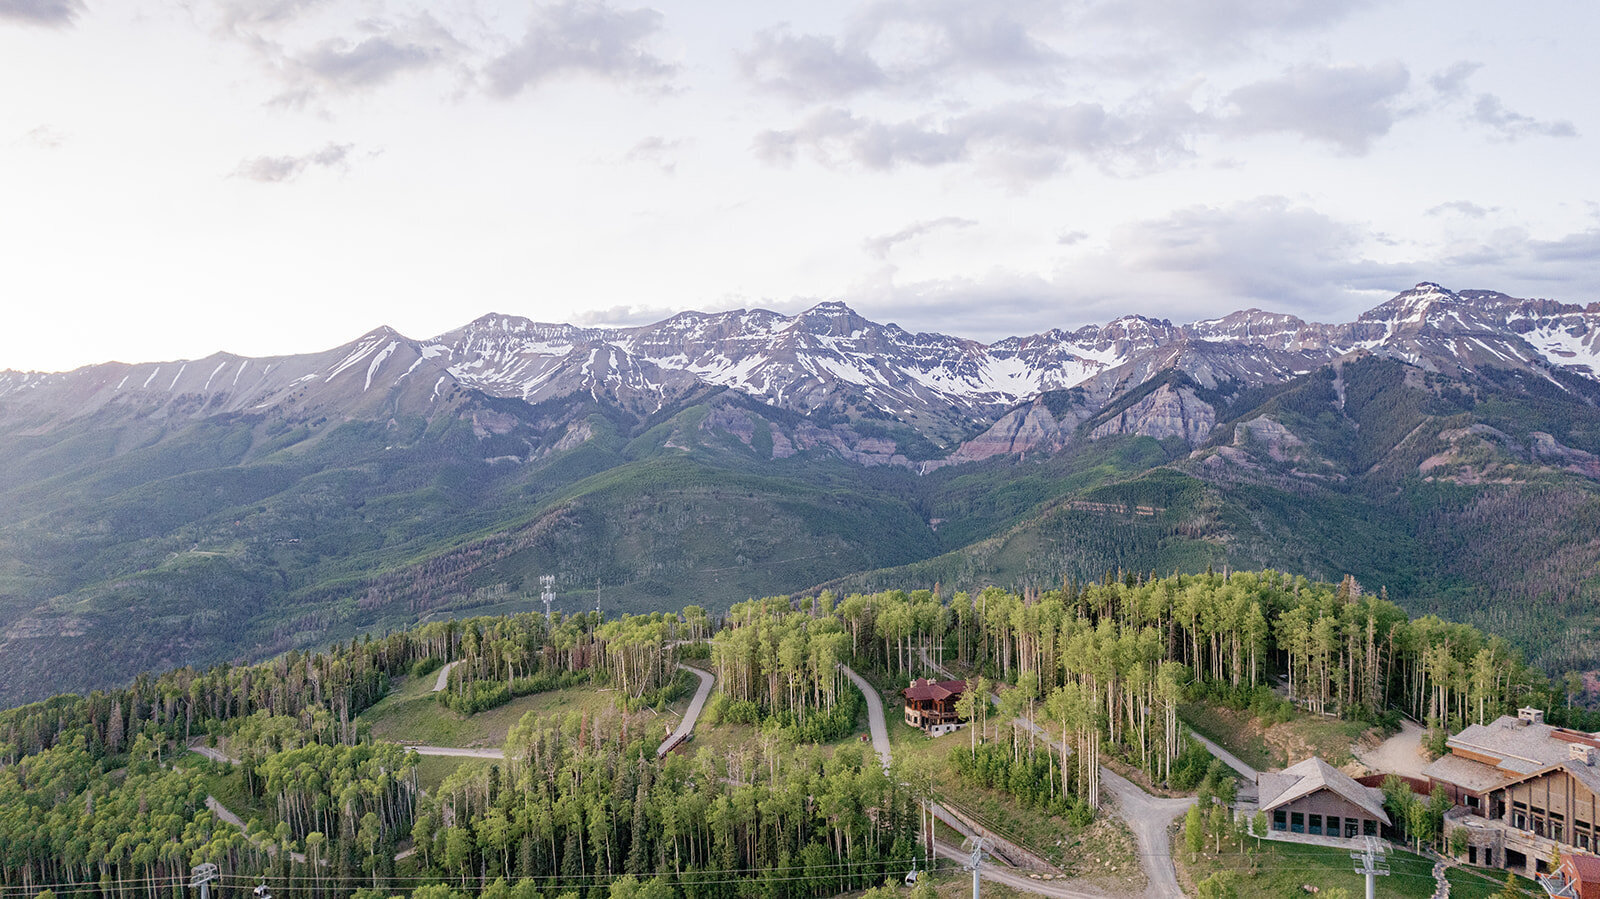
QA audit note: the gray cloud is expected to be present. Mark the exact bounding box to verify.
[0,0,84,27]
[211,0,331,34]
[622,135,680,173]
[231,142,354,183]
[1223,61,1411,154]
[859,198,1428,340]
[1470,93,1577,140]
[1083,0,1372,52]
[1428,61,1482,98]
[1427,200,1495,219]
[740,27,886,101]
[862,206,1600,341]
[756,99,1195,180]
[485,0,675,98]
[864,217,976,259]
[298,34,444,90]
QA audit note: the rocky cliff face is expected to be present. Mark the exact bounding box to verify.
[1089,384,1215,444]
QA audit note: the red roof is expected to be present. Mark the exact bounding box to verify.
[1566,853,1600,883]
[903,678,967,701]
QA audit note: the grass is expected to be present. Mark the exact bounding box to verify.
[1446,865,1543,899]
[1180,700,1374,771]
[1179,835,1438,898]
[359,676,625,748]
[415,755,495,793]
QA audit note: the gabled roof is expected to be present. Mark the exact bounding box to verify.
[1257,756,1391,825]
[903,678,966,701]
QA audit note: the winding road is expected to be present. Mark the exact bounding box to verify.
[838,664,892,770]
[657,663,716,757]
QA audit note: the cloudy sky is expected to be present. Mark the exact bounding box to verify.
[1,0,1595,372]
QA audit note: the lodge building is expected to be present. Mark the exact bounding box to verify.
[1425,707,1600,876]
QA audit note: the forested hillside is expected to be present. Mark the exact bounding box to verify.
[0,571,1568,898]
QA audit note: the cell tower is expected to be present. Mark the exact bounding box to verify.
[540,575,556,621]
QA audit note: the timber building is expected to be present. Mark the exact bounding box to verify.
[902,678,968,736]
[1425,707,1600,876]
[1257,756,1390,840]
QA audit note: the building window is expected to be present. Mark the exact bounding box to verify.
[1364,820,1377,836]
[1346,819,1359,838]
[1513,812,1527,829]
[1467,795,1481,810]
[1309,814,1323,835]
[1291,812,1305,834]
[1553,824,1563,843]
[1327,816,1340,837]
[1273,810,1286,831]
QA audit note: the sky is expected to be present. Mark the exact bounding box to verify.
[1,0,1596,372]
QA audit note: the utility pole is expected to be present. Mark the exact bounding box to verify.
[540,574,555,621]
[1350,836,1390,899]
[189,864,218,899]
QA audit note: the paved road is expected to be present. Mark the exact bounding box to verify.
[1186,729,1260,782]
[839,663,892,771]
[657,663,715,757]
[433,660,460,692]
[932,840,1110,899]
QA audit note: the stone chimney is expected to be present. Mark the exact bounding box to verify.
[1518,707,1545,726]
[1572,743,1596,766]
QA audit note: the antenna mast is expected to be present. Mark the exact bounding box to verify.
[540,574,555,621]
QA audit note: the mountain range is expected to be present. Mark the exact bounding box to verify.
[2,282,1599,703]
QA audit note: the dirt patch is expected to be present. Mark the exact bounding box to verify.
[1351,720,1429,779]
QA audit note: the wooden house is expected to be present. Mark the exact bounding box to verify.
[902,678,968,736]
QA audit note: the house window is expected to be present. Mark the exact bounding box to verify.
[1513,812,1528,829]
[1309,814,1323,835]
[1363,820,1377,836]
[1345,819,1359,838]
[1580,833,1590,851]
[1327,816,1340,837]
[1466,795,1481,810]
[1291,812,1305,833]
[1273,810,1286,831]
[1553,824,1563,843]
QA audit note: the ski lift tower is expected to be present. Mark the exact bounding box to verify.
[540,575,556,622]
[1350,836,1390,899]
[189,864,218,899]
